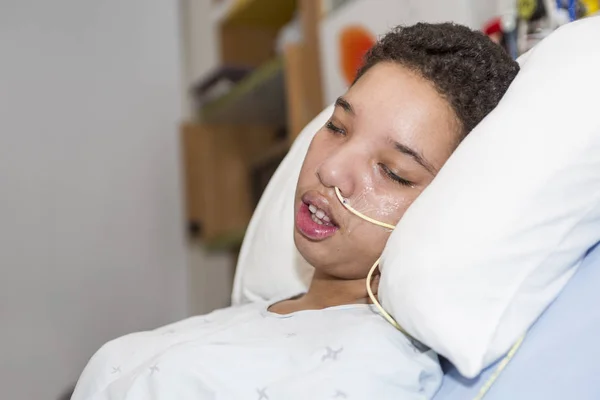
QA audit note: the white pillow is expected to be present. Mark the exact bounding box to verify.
[231,106,333,304]
[379,17,600,378]
[233,17,600,377]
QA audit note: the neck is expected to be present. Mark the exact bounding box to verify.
[301,270,372,309]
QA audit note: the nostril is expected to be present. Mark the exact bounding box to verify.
[334,187,349,205]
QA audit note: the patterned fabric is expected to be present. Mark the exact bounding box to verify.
[72,298,441,399]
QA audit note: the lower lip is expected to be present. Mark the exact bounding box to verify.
[295,203,339,240]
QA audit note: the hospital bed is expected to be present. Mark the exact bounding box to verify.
[435,243,600,399]
[233,17,600,399]
[71,17,600,400]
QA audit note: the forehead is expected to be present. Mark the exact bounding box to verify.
[344,62,459,167]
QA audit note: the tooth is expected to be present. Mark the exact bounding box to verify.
[323,215,331,222]
[316,210,325,219]
[311,214,323,225]
[309,204,317,214]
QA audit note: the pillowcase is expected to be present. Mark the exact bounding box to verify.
[379,17,600,378]
[434,244,600,399]
[231,106,333,304]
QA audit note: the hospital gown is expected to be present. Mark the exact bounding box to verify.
[72,298,442,400]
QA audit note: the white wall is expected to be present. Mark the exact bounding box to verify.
[0,1,189,399]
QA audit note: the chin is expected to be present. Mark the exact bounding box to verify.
[293,227,331,269]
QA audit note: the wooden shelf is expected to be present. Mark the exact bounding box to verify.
[181,122,279,250]
[218,0,297,28]
[181,0,324,252]
[203,141,289,251]
[201,57,286,126]
[204,229,246,251]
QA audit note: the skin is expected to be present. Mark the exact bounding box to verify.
[269,62,461,314]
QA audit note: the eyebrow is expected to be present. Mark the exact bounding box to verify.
[335,95,436,175]
[335,96,355,115]
[392,140,437,175]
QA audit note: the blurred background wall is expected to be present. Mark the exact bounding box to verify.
[180,0,236,318]
[0,1,193,398]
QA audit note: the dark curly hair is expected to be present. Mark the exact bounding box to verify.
[355,22,520,138]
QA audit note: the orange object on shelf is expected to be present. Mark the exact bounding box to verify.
[339,25,376,85]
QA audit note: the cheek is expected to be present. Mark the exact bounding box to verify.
[339,221,391,278]
[345,185,415,227]
[341,193,402,255]
[371,192,415,225]
[349,222,390,250]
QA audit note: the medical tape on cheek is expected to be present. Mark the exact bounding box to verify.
[334,187,412,338]
[334,187,396,230]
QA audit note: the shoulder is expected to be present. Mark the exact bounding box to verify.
[71,330,151,399]
[72,303,264,399]
[71,332,221,400]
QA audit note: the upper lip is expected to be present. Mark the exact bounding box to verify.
[301,190,341,227]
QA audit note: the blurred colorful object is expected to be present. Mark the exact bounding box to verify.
[581,0,599,15]
[483,17,503,44]
[339,26,376,85]
[319,0,499,105]
[517,0,539,20]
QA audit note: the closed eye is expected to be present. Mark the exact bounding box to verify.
[326,121,346,136]
[379,163,414,188]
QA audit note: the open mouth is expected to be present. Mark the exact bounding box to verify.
[296,192,340,241]
[307,203,336,226]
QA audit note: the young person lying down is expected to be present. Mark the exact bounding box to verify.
[73,23,519,400]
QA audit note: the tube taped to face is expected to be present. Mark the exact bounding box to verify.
[334,187,396,231]
[334,187,410,337]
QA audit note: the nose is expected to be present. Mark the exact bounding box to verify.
[316,143,359,198]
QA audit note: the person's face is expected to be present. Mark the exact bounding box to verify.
[294,62,461,279]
